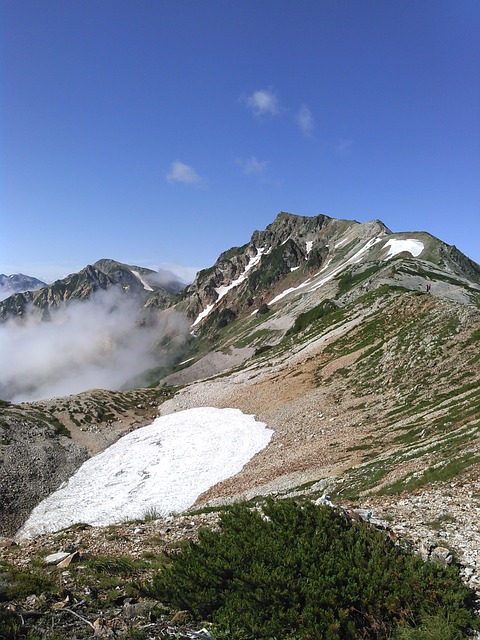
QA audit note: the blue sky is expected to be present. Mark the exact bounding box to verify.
[2,0,479,283]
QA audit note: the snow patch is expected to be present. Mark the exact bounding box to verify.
[17,407,273,538]
[269,278,312,305]
[384,238,424,259]
[130,270,154,292]
[335,236,350,249]
[192,248,267,327]
[305,240,313,255]
[269,237,381,304]
[309,237,381,293]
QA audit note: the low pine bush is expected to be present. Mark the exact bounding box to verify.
[146,499,477,639]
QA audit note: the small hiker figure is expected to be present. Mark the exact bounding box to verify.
[426,283,431,293]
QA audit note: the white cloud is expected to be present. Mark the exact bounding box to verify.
[243,87,280,116]
[296,104,315,136]
[0,288,190,403]
[237,155,269,176]
[166,160,206,188]
[155,263,199,284]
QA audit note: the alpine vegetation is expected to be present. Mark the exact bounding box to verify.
[145,499,478,639]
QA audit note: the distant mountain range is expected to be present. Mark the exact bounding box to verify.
[0,273,47,302]
[0,259,185,322]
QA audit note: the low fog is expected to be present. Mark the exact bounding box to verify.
[0,288,189,403]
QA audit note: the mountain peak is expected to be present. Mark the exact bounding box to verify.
[178,212,480,331]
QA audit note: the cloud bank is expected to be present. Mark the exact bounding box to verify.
[0,288,189,403]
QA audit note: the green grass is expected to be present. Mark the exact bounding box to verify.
[378,453,480,496]
[286,299,337,336]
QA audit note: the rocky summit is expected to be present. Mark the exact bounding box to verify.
[1,211,480,638]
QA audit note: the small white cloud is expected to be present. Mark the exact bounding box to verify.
[237,155,269,176]
[166,160,206,188]
[296,104,315,136]
[243,87,280,116]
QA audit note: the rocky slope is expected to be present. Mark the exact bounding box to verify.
[0,402,87,536]
[176,212,480,333]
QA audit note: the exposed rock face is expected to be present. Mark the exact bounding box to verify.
[0,266,114,322]
[0,404,87,536]
[180,213,356,323]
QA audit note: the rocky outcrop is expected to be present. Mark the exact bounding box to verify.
[176,211,480,334]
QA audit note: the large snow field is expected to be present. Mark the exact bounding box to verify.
[17,407,273,538]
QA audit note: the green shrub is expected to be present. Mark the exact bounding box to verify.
[144,499,477,639]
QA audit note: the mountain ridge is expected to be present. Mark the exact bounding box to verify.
[0,259,185,323]
[0,273,47,302]
[175,213,480,346]
[2,212,479,329]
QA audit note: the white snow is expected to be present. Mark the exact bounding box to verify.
[17,407,273,538]
[383,238,424,259]
[308,236,382,293]
[269,278,313,305]
[269,237,382,305]
[305,240,313,255]
[130,270,154,292]
[192,248,267,327]
[334,236,350,249]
